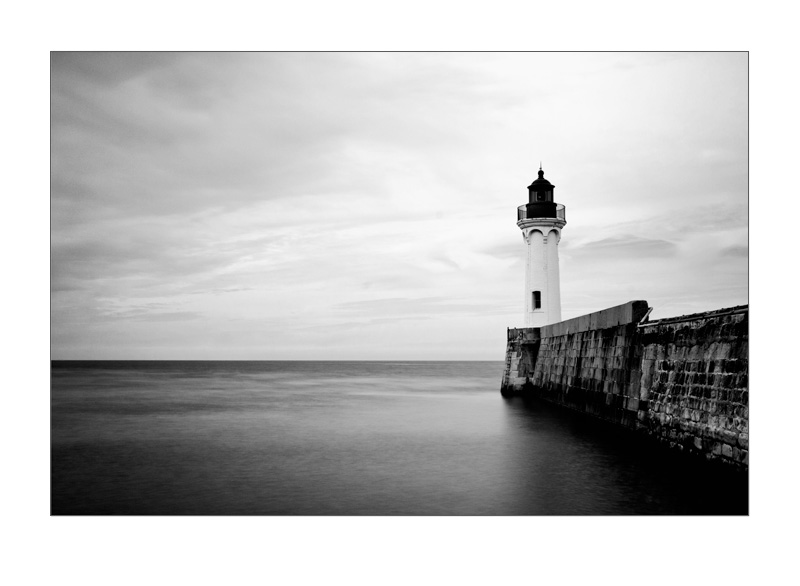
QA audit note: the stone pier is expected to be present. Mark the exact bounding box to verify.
[501,301,749,470]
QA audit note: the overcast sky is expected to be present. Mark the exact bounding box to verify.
[51,52,747,360]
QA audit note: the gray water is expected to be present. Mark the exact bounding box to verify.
[51,361,747,515]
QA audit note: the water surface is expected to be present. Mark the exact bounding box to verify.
[51,361,747,515]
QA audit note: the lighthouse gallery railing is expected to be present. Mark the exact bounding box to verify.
[517,204,566,222]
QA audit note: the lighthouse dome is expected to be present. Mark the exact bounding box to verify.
[527,168,555,203]
[528,168,554,190]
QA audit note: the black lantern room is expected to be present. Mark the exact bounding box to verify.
[524,167,557,219]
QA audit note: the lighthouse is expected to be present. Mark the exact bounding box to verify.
[517,166,566,327]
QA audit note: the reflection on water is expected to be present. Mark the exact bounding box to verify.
[500,397,747,515]
[51,361,747,515]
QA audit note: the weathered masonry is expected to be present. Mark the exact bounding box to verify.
[501,301,749,470]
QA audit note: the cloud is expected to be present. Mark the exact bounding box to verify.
[573,235,678,258]
[50,52,748,359]
[114,311,202,323]
[480,240,524,261]
[720,245,749,258]
[333,296,513,320]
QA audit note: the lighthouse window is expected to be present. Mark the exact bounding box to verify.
[537,192,544,201]
[532,291,541,309]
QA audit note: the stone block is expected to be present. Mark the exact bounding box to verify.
[738,433,749,449]
[710,426,726,441]
[722,430,738,446]
[714,344,732,361]
[721,444,733,459]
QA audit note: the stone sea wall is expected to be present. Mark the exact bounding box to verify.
[501,301,749,470]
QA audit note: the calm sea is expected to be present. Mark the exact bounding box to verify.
[51,360,747,515]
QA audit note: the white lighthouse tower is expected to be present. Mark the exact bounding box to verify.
[517,166,566,327]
